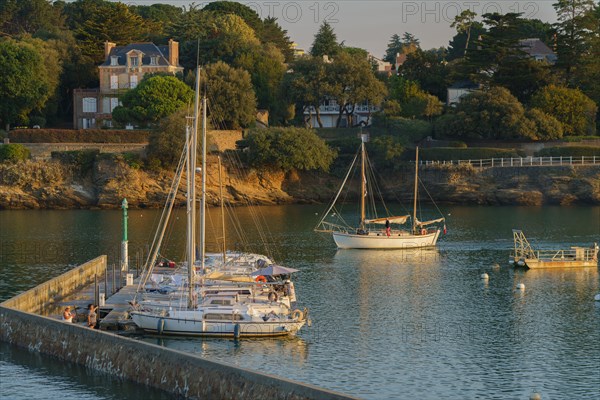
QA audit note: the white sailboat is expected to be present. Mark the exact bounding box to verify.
[315,133,445,249]
[130,68,307,337]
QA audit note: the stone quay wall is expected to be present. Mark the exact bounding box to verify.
[0,257,356,400]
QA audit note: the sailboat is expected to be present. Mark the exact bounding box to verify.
[315,133,445,249]
[130,68,307,337]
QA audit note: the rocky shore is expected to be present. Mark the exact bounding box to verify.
[0,158,598,209]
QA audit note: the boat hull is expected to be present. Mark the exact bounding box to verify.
[130,312,305,337]
[333,230,440,249]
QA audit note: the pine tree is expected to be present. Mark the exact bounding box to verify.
[310,21,339,57]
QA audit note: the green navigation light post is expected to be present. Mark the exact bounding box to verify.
[121,198,129,271]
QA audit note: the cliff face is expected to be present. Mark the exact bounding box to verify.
[0,159,598,209]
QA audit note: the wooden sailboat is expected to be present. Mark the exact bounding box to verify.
[315,134,445,249]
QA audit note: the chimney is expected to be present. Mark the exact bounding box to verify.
[168,39,179,66]
[104,41,116,59]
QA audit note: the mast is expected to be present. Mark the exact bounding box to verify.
[218,155,226,266]
[412,146,419,234]
[200,94,207,274]
[360,133,367,229]
[187,67,200,309]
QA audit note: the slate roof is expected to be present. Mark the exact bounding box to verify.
[519,38,554,55]
[101,43,174,67]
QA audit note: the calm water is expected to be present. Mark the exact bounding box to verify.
[1,205,599,399]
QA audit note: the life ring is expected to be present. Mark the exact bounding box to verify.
[255,275,267,283]
[268,291,278,302]
[291,309,304,321]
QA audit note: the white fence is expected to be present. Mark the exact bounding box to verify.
[421,156,599,168]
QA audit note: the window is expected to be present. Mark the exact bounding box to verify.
[150,56,157,65]
[110,97,119,112]
[130,56,139,67]
[82,97,97,113]
[110,75,118,89]
[129,75,138,89]
[110,56,118,66]
[82,118,96,129]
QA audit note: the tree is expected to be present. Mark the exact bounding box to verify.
[246,127,336,172]
[288,56,331,128]
[200,61,257,129]
[447,21,486,60]
[383,32,420,64]
[131,4,184,44]
[146,109,187,170]
[437,87,536,140]
[386,76,441,119]
[202,1,262,34]
[398,49,450,100]
[234,43,287,123]
[260,17,294,62]
[310,21,340,57]
[112,75,194,127]
[0,0,65,36]
[553,0,596,79]
[327,52,388,127]
[0,39,51,130]
[572,3,600,111]
[530,85,597,136]
[450,10,477,56]
[526,108,564,140]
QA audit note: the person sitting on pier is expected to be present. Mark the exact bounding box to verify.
[62,306,76,323]
[87,304,98,328]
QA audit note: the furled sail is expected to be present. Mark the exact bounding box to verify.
[365,215,410,224]
[415,217,445,227]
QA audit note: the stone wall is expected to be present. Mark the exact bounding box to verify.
[20,143,148,161]
[0,258,356,400]
[1,256,106,314]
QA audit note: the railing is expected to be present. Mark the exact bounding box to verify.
[421,156,599,168]
[536,248,597,261]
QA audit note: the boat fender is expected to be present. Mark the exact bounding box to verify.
[291,309,304,321]
[421,228,427,235]
[255,275,267,283]
[157,318,165,335]
[234,323,241,339]
[268,292,278,302]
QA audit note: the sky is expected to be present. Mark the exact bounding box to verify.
[121,1,559,58]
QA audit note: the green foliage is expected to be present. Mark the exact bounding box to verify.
[246,127,337,172]
[51,149,99,174]
[201,61,257,129]
[386,118,434,143]
[0,0,65,36]
[418,147,525,161]
[447,21,486,60]
[121,152,143,169]
[0,144,30,162]
[535,146,600,156]
[383,32,420,64]
[398,49,450,101]
[146,109,187,170]
[526,108,564,140]
[0,38,52,129]
[8,129,149,143]
[437,87,536,140]
[112,75,194,127]
[369,135,405,169]
[530,85,597,136]
[310,21,340,57]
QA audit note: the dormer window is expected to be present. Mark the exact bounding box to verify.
[150,56,157,66]
[110,56,118,66]
[130,56,139,67]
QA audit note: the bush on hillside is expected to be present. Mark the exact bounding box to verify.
[51,150,99,174]
[8,129,150,143]
[246,127,337,172]
[535,146,600,157]
[0,144,30,162]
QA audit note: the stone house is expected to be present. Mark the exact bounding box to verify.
[73,40,184,129]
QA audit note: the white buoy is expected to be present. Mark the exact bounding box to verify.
[492,263,500,270]
[594,293,600,302]
[530,392,541,400]
[481,273,489,280]
[517,283,526,291]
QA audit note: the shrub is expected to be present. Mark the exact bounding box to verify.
[417,147,525,161]
[51,150,99,174]
[387,117,433,143]
[8,129,150,143]
[28,115,46,128]
[0,143,30,162]
[526,108,563,140]
[535,146,600,157]
[246,127,337,172]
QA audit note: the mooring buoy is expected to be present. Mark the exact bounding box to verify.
[516,283,526,291]
[529,392,541,400]
[594,293,600,302]
[481,273,489,280]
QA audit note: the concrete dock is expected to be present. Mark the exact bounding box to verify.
[0,256,357,400]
